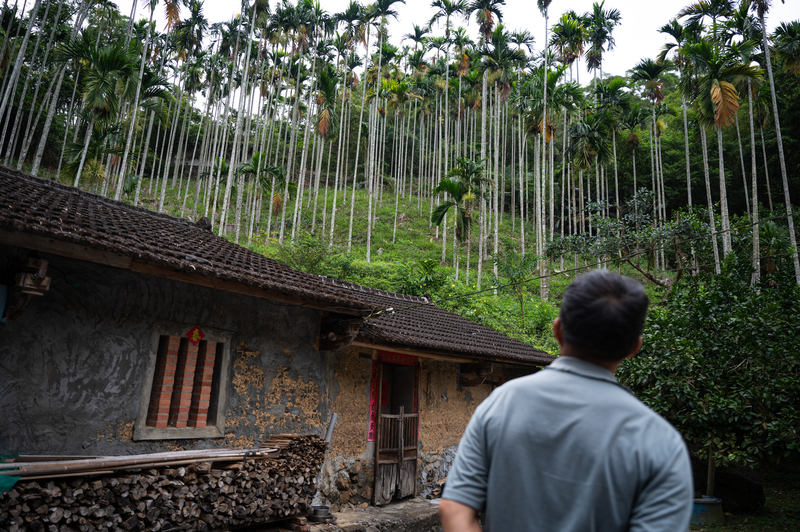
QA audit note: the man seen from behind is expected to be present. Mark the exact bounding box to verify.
[439,270,694,531]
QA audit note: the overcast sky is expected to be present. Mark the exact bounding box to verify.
[114,0,798,80]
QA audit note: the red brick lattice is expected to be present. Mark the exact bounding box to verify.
[190,341,217,428]
[146,336,219,428]
[146,336,179,428]
[169,339,199,428]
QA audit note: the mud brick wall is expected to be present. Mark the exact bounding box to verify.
[0,247,337,457]
[416,359,531,496]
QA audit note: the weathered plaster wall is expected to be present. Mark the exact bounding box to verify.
[329,347,372,458]
[417,360,534,495]
[0,246,337,456]
[319,347,374,510]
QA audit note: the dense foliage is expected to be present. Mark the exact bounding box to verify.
[619,264,800,468]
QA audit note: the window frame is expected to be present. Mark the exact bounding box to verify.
[134,324,232,441]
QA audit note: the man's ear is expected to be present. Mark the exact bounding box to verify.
[553,317,564,347]
[625,336,643,360]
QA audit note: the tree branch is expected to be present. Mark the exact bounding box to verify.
[623,257,671,288]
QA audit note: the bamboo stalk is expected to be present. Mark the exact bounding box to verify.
[0,447,255,470]
[21,470,115,481]
[0,449,279,477]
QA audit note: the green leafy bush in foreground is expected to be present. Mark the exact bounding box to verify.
[618,267,800,469]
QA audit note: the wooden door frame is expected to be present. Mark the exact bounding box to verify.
[371,353,421,505]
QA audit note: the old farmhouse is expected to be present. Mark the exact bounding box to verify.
[0,167,554,511]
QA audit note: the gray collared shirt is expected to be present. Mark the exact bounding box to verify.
[443,356,694,532]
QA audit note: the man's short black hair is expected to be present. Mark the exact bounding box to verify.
[559,270,649,361]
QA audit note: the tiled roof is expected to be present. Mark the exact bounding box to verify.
[0,167,553,365]
[321,279,555,365]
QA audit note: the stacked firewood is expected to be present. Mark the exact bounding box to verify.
[0,435,327,532]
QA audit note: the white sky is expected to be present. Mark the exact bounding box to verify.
[114,0,799,80]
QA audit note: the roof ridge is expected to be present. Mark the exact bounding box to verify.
[319,276,430,304]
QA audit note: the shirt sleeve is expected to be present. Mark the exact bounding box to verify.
[628,442,694,532]
[441,400,491,512]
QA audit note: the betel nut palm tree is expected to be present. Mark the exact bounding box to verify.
[682,40,761,258]
[467,0,505,44]
[749,0,799,284]
[659,17,701,207]
[630,58,668,228]
[55,32,140,187]
[432,156,485,279]
[584,1,621,90]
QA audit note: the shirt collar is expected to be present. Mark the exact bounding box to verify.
[546,356,620,386]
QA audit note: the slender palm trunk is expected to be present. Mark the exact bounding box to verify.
[347,32,371,252]
[366,28,386,263]
[329,65,349,246]
[682,94,692,206]
[734,115,750,216]
[701,127,721,274]
[716,126,732,256]
[612,128,619,216]
[221,11,255,238]
[0,0,20,80]
[73,115,96,188]
[0,0,43,142]
[115,7,155,200]
[17,0,65,170]
[5,0,51,167]
[493,84,499,291]
[518,97,525,254]
[159,73,186,211]
[477,68,487,289]
[760,127,772,212]
[134,111,157,206]
[760,12,800,283]
[280,53,305,242]
[747,80,759,284]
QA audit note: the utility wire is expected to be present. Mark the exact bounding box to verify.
[369,210,800,319]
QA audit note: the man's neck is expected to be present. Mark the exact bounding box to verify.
[559,351,625,374]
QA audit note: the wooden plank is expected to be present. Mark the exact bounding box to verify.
[22,470,115,481]
[130,259,363,315]
[15,455,102,462]
[374,463,397,506]
[350,340,546,367]
[0,228,366,316]
[399,460,415,498]
[0,449,278,476]
[0,228,133,269]
[0,449,243,470]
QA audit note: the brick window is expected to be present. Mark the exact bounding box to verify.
[134,327,230,440]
